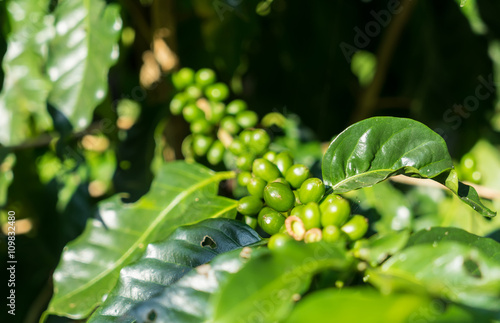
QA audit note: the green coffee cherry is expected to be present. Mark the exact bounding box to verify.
[285,164,310,188]
[322,225,342,243]
[190,118,213,134]
[170,92,189,115]
[263,151,277,162]
[298,202,321,230]
[237,171,253,187]
[290,205,304,218]
[192,135,213,156]
[226,99,247,115]
[185,85,202,100]
[181,135,194,159]
[236,153,255,171]
[274,152,294,175]
[207,140,225,165]
[293,190,301,206]
[195,68,216,87]
[268,233,292,250]
[249,129,271,155]
[244,215,257,229]
[320,194,350,227]
[252,158,281,182]
[304,228,322,243]
[239,129,253,145]
[182,104,204,123]
[258,207,286,235]
[207,102,225,124]
[205,82,229,101]
[172,67,194,90]
[285,216,306,241]
[271,177,290,187]
[236,110,258,128]
[341,215,369,241]
[238,196,264,216]
[263,182,294,212]
[229,139,245,156]
[220,116,241,135]
[299,178,325,204]
[247,177,267,199]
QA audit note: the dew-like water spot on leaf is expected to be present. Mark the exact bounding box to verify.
[201,235,217,249]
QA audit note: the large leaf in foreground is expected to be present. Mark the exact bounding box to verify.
[89,219,261,322]
[322,117,495,217]
[368,241,500,316]
[0,0,53,146]
[47,0,121,130]
[285,288,435,323]
[128,242,352,322]
[42,161,236,320]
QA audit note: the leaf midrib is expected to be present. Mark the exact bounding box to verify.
[50,170,235,313]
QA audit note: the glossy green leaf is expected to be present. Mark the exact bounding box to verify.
[322,117,496,217]
[406,227,500,263]
[42,161,236,320]
[353,230,410,267]
[127,242,352,323]
[47,0,121,131]
[127,246,263,322]
[368,242,500,316]
[89,218,261,322]
[212,241,352,323]
[285,288,435,323]
[0,0,53,146]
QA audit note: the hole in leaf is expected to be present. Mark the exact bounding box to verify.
[463,258,482,278]
[201,235,217,249]
[147,309,157,321]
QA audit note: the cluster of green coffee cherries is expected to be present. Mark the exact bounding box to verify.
[169,67,369,248]
[169,67,260,165]
[235,152,369,249]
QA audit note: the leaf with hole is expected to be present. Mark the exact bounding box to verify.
[41,161,236,321]
[367,241,500,316]
[88,218,262,322]
[127,241,352,323]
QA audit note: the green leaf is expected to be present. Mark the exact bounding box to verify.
[127,242,352,323]
[47,0,121,131]
[0,0,53,146]
[322,117,496,217]
[212,241,352,323]
[353,230,410,267]
[42,161,236,320]
[285,288,434,323]
[406,227,500,263]
[127,246,262,322]
[367,241,500,316]
[89,218,262,322]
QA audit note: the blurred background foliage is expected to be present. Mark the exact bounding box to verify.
[1,0,500,322]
